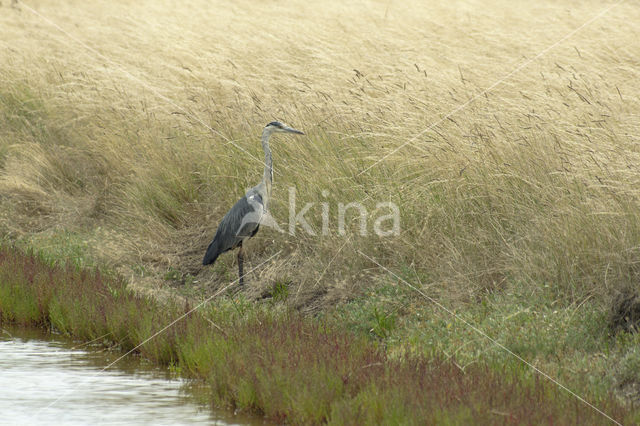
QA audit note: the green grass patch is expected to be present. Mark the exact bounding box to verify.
[0,245,636,424]
[334,279,640,409]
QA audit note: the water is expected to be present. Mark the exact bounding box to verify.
[0,326,257,425]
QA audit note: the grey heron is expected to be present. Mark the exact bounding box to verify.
[202,121,304,285]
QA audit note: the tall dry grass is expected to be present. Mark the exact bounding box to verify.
[0,0,639,307]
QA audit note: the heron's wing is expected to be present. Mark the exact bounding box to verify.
[235,193,264,237]
[218,193,264,241]
[203,193,264,265]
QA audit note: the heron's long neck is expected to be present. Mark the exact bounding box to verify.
[261,130,273,195]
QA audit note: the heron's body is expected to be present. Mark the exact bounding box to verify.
[202,122,304,285]
[202,185,264,265]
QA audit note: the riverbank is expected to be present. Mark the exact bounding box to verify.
[0,324,235,425]
[0,246,634,424]
[2,0,640,423]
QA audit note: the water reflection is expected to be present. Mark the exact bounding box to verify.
[0,326,253,425]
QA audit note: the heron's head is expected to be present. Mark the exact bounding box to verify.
[264,121,304,135]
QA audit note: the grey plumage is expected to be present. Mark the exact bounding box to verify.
[202,192,262,265]
[202,121,304,285]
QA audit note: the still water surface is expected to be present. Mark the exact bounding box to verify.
[0,326,256,425]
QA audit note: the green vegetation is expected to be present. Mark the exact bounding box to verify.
[335,281,640,404]
[1,0,640,423]
[0,246,635,424]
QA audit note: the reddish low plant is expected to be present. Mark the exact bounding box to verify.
[0,246,632,425]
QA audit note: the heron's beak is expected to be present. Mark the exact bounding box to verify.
[283,126,304,135]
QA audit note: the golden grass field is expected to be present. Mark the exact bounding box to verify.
[1,0,639,311]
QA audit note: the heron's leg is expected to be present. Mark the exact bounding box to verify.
[237,242,244,286]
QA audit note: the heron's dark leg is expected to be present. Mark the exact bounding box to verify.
[237,242,244,286]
